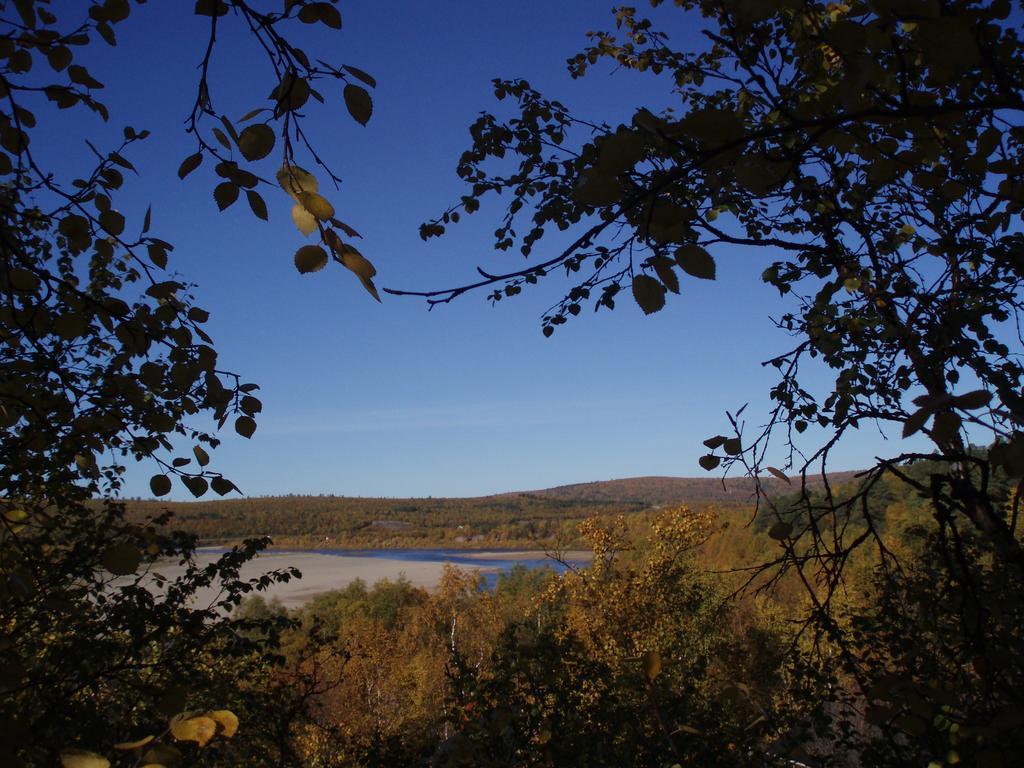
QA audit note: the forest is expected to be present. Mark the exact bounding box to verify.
[119,476,806,548]
[122,491,647,549]
[72,461,1023,767]
[4,1,1024,767]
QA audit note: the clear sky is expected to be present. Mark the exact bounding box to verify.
[46,1,929,499]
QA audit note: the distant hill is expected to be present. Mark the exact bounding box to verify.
[510,471,863,506]
[122,471,864,548]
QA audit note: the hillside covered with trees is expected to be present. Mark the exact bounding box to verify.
[123,474,850,548]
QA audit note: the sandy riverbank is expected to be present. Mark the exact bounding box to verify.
[148,549,590,610]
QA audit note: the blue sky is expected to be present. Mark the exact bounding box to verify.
[44,1,925,499]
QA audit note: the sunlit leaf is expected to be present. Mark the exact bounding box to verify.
[277,164,318,199]
[298,191,334,221]
[113,736,155,751]
[60,750,110,768]
[170,714,218,747]
[208,709,239,738]
[291,204,317,236]
[335,242,380,301]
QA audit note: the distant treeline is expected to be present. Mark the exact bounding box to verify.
[122,493,654,548]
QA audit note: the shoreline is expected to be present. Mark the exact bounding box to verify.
[152,548,591,610]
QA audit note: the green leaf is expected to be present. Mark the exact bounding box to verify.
[235,415,257,438]
[101,543,142,575]
[150,474,172,496]
[572,168,621,207]
[271,72,310,113]
[931,411,962,445]
[675,244,716,280]
[651,257,680,294]
[343,84,373,126]
[182,475,208,498]
[178,152,203,179]
[902,408,930,438]
[98,210,125,236]
[952,389,992,410]
[294,245,329,274]
[631,274,666,314]
[213,182,239,211]
[237,124,275,161]
[698,454,720,471]
[299,2,342,29]
[343,65,375,88]
[193,445,210,467]
[210,476,236,496]
[246,190,268,220]
[194,0,228,16]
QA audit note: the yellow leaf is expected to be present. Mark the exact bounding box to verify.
[60,750,110,768]
[336,243,381,302]
[208,709,239,738]
[642,650,662,681]
[291,204,317,236]
[170,715,218,747]
[113,735,155,751]
[276,163,318,200]
[298,191,335,221]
